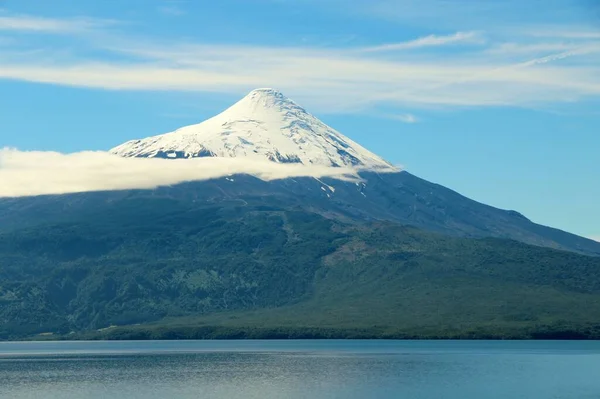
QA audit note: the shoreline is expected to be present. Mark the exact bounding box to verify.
[5,325,600,342]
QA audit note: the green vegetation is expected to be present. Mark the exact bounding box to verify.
[2,195,600,340]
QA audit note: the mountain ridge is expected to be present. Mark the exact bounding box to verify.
[1,171,598,256]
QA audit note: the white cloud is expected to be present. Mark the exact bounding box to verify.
[516,46,600,67]
[0,11,599,112]
[360,31,484,52]
[382,113,419,123]
[0,14,112,33]
[2,37,600,111]
[0,149,365,198]
[485,42,578,55]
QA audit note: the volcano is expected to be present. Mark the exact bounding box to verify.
[2,88,600,340]
[105,88,600,256]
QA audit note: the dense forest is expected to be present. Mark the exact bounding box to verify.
[2,193,600,340]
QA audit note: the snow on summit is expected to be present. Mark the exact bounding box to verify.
[110,89,394,170]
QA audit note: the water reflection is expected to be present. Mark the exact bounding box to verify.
[1,341,599,399]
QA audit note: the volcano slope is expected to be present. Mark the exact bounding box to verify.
[1,185,600,340]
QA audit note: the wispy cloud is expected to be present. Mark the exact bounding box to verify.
[360,31,484,52]
[381,113,419,123]
[486,42,578,55]
[3,38,599,111]
[0,149,362,197]
[515,46,600,67]
[0,11,599,113]
[0,14,112,33]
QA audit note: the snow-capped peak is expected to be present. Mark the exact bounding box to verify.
[110,89,395,170]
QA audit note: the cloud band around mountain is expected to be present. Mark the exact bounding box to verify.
[0,149,371,198]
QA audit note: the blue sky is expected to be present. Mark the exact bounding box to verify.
[0,0,599,240]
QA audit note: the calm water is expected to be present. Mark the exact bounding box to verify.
[1,340,600,398]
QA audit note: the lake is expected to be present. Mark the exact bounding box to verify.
[1,340,599,398]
